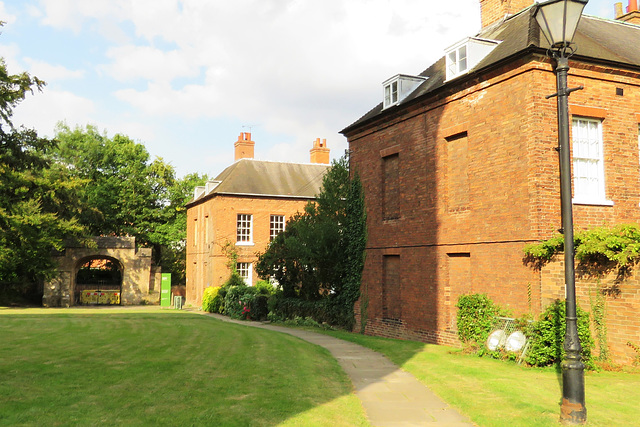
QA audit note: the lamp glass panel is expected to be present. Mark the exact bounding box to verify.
[535,0,586,47]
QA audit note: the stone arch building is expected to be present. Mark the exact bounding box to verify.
[43,236,161,307]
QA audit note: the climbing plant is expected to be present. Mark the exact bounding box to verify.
[524,223,640,272]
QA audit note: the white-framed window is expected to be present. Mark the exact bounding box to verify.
[236,262,252,286]
[447,44,468,78]
[384,80,398,108]
[572,118,610,205]
[236,214,253,244]
[270,215,285,241]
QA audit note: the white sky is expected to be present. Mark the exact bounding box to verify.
[0,0,616,177]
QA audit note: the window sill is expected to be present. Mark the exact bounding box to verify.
[235,241,254,247]
[572,199,614,207]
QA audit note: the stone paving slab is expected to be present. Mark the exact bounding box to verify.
[201,312,475,427]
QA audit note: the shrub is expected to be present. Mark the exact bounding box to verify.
[456,294,502,345]
[255,280,275,296]
[202,286,220,313]
[267,296,349,328]
[224,285,253,319]
[525,299,595,370]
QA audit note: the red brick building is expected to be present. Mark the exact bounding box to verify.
[185,133,330,306]
[342,0,640,363]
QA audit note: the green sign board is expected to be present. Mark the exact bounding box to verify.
[160,273,172,307]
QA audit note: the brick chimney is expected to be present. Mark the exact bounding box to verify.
[234,132,255,161]
[480,0,534,28]
[310,138,330,164]
[615,1,640,24]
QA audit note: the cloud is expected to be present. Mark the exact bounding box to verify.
[102,45,201,83]
[24,58,85,81]
[0,1,17,25]
[11,89,95,136]
[28,0,481,174]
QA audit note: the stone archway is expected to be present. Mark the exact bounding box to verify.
[74,256,123,306]
[43,237,161,307]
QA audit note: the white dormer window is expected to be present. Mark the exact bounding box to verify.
[448,45,468,77]
[382,74,427,109]
[384,81,398,107]
[445,37,500,81]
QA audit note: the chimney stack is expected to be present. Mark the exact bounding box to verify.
[234,132,255,161]
[479,0,534,28]
[310,138,330,164]
[616,1,640,23]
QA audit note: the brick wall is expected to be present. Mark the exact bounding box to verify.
[541,258,640,365]
[186,195,310,306]
[346,53,640,358]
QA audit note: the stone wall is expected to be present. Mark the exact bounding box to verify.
[43,237,159,307]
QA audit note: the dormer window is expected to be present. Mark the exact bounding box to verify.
[448,45,468,77]
[445,37,500,81]
[384,81,398,107]
[382,74,427,109]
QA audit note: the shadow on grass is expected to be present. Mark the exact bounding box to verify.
[0,308,369,426]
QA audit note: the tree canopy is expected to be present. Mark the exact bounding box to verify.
[53,123,209,286]
[255,154,367,328]
[0,38,207,302]
[0,58,86,301]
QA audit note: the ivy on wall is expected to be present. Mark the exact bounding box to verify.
[523,223,640,274]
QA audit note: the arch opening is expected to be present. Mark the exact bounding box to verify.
[74,256,123,306]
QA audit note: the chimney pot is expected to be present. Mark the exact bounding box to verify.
[234,132,255,161]
[629,0,638,12]
[310,138,330,164]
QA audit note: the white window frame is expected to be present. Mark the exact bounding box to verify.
[236,262,252,286]
[447,44,468,78]
[383,80,398,108]
[571,117,612,205]
[270,215,285,241]
[236,214,253,245]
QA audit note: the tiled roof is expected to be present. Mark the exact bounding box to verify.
[342,7,640,134]
[187,159,330,206]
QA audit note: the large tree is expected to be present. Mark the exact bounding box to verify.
[53,123,208,285]
[0,59,86,300]
[255,154,366,327]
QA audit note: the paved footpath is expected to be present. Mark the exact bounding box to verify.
[201,312,475,427]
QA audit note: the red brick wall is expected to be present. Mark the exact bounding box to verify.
[186,195,310,306]
[541,259,640,365]
[346,54,640,356]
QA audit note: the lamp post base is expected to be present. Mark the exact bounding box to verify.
[560,358,586,424]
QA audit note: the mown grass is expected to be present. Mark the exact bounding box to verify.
[322,330,640,427]
[0,308,368,426]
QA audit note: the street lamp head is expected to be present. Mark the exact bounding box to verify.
[535,0,587,54]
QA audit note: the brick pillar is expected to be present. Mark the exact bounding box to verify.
[310,138,330,164]
[479,0,534,28]
[234,132,255,161]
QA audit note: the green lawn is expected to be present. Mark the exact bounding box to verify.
[323,330,640,427]
[0,308,368,426]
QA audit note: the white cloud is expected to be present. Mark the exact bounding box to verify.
[24,58,84,81]
[0,1,17,25]
[27,0,481,174]
[11,89,95,136]
[102,45,200,82]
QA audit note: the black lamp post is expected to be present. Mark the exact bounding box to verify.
[534,0,588,424]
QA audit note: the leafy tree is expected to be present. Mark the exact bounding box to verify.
[0,55,86,301]
[52,123,208,285]
[255,154,367,328]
